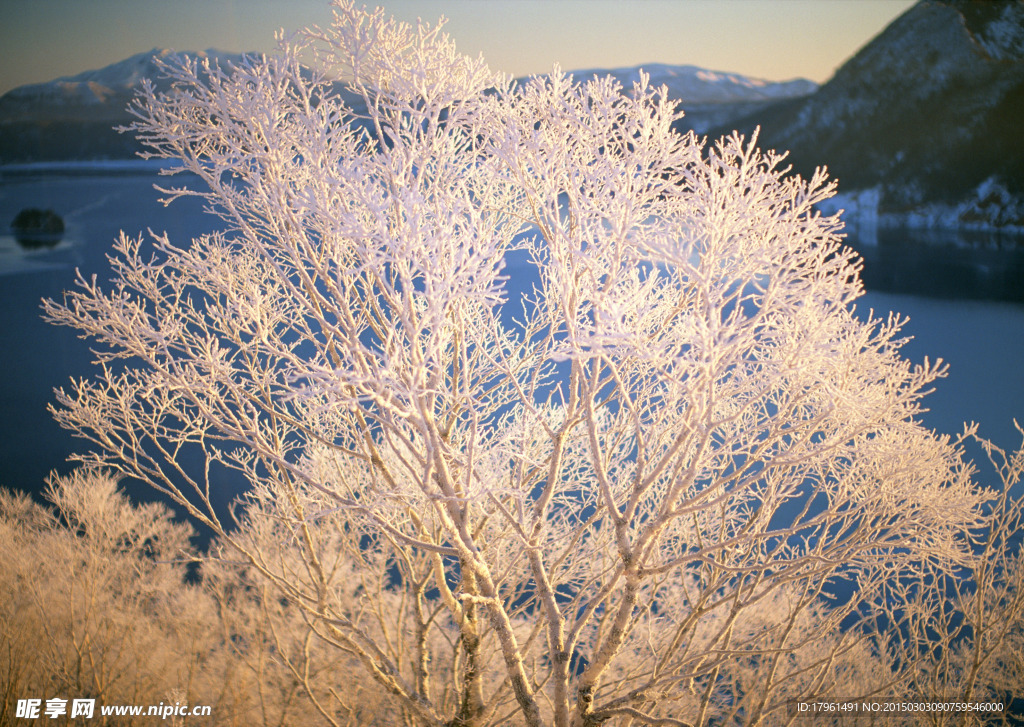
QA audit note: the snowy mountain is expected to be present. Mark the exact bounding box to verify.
[0,50,815,164]
[0,49,255,163]
[566,63,816,134]
[714,0,1024,231]
[571,63,816,104]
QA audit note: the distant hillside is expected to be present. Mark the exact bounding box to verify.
[0,50,815,164]
[710,0,1024,231]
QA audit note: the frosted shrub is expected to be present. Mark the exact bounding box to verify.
[0,472,362,726]
[43,2,1008,724]
[0,471,215,723]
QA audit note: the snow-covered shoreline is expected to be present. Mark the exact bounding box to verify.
[821,180,1024,243]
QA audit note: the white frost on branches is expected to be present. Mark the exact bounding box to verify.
[41,3,1018,725]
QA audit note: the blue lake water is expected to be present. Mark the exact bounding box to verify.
[1,169,1022,501]
[847,226,1024,303]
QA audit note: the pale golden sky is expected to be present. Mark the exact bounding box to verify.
[0,0,917,95]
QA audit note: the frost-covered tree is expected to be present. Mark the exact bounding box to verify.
[44,2,999,724]
[879,426,1024,725]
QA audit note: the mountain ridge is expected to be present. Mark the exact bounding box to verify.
[0,50,815,163]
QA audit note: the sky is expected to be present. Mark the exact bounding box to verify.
[0,0,917,96]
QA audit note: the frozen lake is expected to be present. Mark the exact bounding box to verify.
[1,169,1022,498]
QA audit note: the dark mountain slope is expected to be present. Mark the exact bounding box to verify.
[707,0,1024,224]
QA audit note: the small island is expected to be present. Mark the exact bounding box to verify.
[10,208,65,248]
